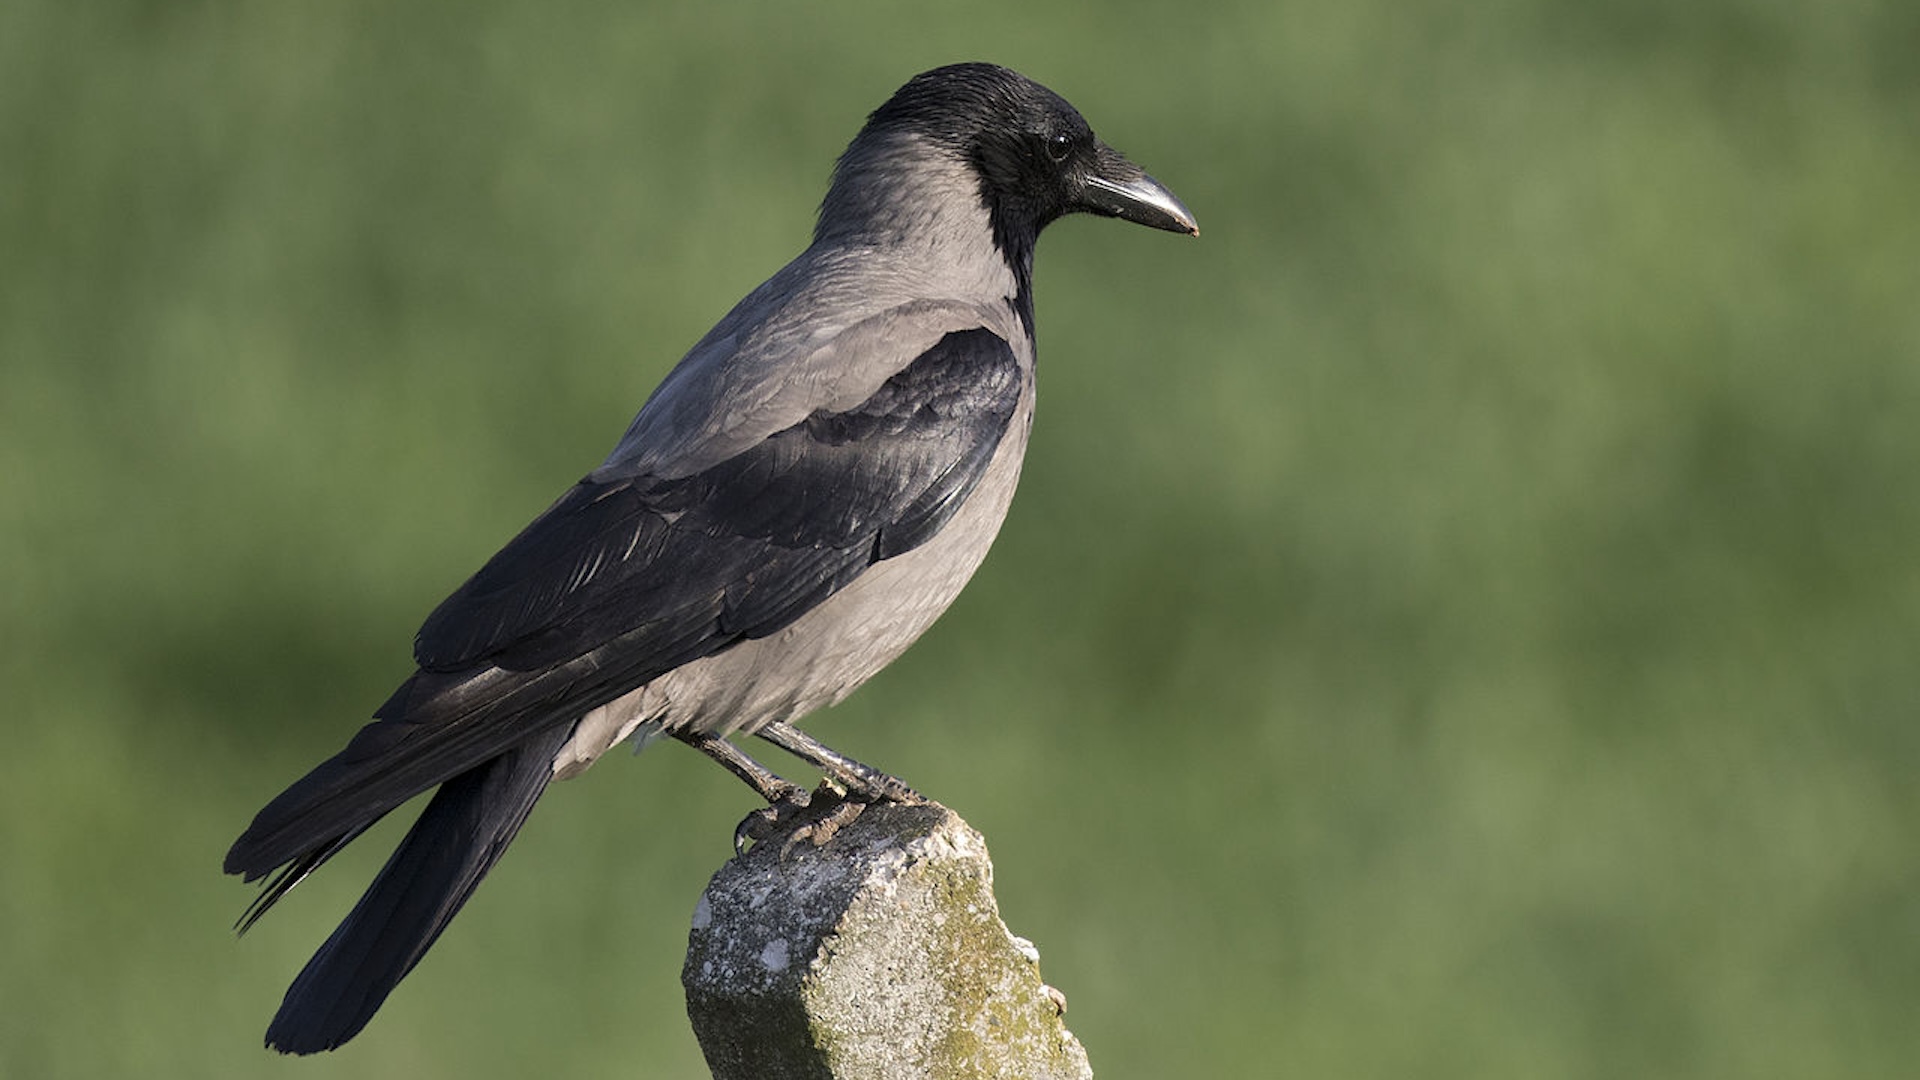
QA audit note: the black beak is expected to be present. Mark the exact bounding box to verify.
[1079,144,1198,236]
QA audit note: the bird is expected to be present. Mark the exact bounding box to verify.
[226,61,1196,1054]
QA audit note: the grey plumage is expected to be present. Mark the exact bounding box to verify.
[227,61,1195,1054]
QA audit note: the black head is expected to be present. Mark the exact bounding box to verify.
[824,63,1196,263]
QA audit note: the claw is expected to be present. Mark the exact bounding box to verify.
[730,775,900,859]
[732,786,813,855]
[732,806,777,856]
[728,763,924,858]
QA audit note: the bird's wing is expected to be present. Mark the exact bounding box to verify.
[226,323,1022,879]
[416,322,1022,671]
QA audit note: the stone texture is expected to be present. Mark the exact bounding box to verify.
[684,798,1092,1080]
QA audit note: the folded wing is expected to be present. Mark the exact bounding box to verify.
[225,325,1022,883]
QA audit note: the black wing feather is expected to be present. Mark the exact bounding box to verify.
[227,327,1020,882]
[416,326,1020,671]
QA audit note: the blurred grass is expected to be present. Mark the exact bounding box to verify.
[4,1,1917,1076]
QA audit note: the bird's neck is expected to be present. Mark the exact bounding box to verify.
[815,134,1033,325]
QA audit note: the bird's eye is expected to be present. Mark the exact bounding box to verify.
[1046,132,1073,163]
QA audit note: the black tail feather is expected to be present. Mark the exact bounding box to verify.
[235,825,375,935]
[261,723,574,1054]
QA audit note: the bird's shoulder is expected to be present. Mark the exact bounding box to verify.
[599,243,1027,481]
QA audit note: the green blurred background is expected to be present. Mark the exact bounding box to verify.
[4,1,1916,1076]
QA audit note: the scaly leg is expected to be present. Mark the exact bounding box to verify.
[754,721,923,804]
[673,731,812,853]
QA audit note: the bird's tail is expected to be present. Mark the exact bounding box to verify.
[261,723,574,1054]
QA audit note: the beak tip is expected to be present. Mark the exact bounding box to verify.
[1081,166,1198,237]
[1158,200,1200,238]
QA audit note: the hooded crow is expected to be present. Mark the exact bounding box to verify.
[226,61,1196,1054]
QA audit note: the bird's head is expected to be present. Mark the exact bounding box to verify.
[818,63,1197,264]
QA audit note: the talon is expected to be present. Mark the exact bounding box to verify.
[732,807,777,855]
[732,786,811,855]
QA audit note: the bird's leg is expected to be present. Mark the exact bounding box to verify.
[674,730,806,803]
[672,731,815,854]
[753,720,924,854]
[753,721,924,804]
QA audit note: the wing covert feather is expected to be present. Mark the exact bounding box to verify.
[413,327,1021,675]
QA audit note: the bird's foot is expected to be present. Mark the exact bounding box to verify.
[733,785,812,856]
[733,775,905,858]
[777,780,870,860]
